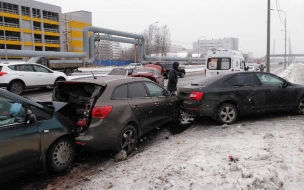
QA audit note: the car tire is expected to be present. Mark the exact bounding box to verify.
[296,96,304,114]
[117,125,137,155]
[217,103,237,124]
[172,106,182,126]
[46,137,76,172]
[54,78,66,87]
[9,81,24,95]
[180,72,185,78]
[65,69,72,76]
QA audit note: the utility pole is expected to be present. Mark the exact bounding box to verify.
[266,0,271,73]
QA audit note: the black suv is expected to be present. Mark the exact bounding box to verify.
[159,62,186,79]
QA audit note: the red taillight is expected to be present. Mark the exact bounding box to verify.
[0,72,8,76]
[77,119,87,126]
[92,106,113,118]
[163,68,166,72]
[189,92,204,100]
[204,69,206,74]
[231,69,234,71]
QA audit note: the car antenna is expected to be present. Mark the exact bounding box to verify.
[91,71,97,79]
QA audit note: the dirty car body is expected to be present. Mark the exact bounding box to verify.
[131,66,164,87]
[0,89,77,184]
[52,76,181,154]
[178,72,304,125]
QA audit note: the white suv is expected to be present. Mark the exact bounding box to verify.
[0,61,67,95]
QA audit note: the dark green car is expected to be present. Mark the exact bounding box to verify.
[0,89,78,184]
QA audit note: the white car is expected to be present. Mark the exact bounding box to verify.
[248,65,260,72]
[0,61,67,95]
[124,63,143,69]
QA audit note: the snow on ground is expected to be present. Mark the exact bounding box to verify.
[45,63,304,190]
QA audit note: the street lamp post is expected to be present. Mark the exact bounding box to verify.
[197,36,205,65]
[271,9,287,69]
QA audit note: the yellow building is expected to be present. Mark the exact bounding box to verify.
[0,0,91,59]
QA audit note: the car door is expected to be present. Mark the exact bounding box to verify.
[255,73,295,111]
[127,82,155,134]
[13,64,38,87]
[144,82,175,129]
[224,73,266,113]
[32,64,55,86]
[0,96,40,182]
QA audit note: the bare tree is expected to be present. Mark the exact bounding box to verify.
[160,25,171,56]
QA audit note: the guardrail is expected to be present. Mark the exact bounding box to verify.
[44,28,58,33]
[34,26,41,31]
[34,39,42,43]
[45,39,59,44]
[0,9,18,14]
[0,36,20,41]
[43,16,59,21]
[0,22,19,28]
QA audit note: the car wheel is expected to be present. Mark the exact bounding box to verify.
[65,69,72,76]
[296,96,304,114]
[172,106,182,126]
[217,103,237,124]
[46,137,75,172]
[54,78,66,87]
[180,72,185,78]
[9,81,24,95]
[117,125,137,155]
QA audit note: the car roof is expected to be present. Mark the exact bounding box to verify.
[69,75,151,86]
[0,61,28,65]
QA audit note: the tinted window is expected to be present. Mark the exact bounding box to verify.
[112,84,128,99]
[145,82,165,97]
[207,58,231,70]
[225,74,258,87]
[256,73,284,86]
[129,82,148,98]
[15,64,34,72]
[29,105,52,121]
[33,65,50,73]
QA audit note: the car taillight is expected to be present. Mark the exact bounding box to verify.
[92,106,113,118]
[77,118,87,126]
[189,92,204,100]
[0,72,8,76]
[204,69,206,75]
[163,68,166,72]
[231,69,234,71]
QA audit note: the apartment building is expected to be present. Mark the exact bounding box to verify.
[0,0,91,58]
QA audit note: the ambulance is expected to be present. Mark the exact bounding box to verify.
[205,49,247,77]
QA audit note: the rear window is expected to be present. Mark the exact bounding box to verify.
[207,58,231,70]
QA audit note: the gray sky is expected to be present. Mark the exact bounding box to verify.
[38,0,304,57]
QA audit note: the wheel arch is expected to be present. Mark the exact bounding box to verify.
[213,100,239,120]
[38,134,75,173]
[8,79,26,89]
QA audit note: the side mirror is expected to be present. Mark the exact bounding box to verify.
[27,110,37,123]
[163,90,171,97]
[281,81,289,88]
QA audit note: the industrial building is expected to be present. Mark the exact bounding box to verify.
[0,0,92,58]
[193,37,239,57]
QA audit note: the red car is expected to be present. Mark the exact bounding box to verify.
[131,64,164,87]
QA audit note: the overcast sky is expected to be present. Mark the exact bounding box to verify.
[38,0,304,58]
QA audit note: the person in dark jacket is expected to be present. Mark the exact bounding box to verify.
[167,62,179,95]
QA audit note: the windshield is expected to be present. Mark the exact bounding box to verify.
[207,58,231,70]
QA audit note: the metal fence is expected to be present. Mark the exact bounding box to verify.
[95,60,134,67]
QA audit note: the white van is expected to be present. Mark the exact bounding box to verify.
[205,49,247,77]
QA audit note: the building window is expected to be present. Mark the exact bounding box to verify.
[0,2,19,14]
[43,11,59,21]
[32,8,41,18]
[21,6,30,16]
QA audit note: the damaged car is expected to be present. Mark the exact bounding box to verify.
[0,89,78,184]
[131,65,164,87]
[52,75,181,155]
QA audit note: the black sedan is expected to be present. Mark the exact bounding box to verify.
[0,89,78,184]
[178,72,304,124]
[52,76,181,155]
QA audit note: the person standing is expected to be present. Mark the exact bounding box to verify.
[259,63,265,72]
[167,62,179,95]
